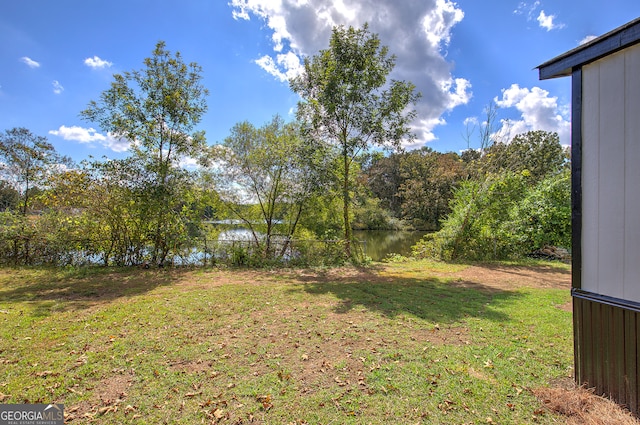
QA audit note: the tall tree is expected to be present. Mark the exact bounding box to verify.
[0,127,71,215]
[290,24,419,258]
[81,41,208,264]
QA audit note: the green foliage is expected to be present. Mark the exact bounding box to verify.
[414,169,571,261]
[0,127,72,215]
[296,194,343,239]
[0,180,19,211]
[352,197,401,230]
[364,148,469,230]
[478,130,568,181]
[412,128,571,262]
[81,41,209,265]
[210,115,327,261]
[291,23,419,257]
[506,169,571,251]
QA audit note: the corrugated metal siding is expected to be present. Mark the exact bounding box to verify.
[574,295,639,415]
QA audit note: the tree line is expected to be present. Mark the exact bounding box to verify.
[0,26,570,267]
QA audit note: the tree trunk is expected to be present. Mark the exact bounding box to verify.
[343,147,352,258]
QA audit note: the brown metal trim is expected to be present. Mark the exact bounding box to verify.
[573,289,640,313]
[573,296,640,415]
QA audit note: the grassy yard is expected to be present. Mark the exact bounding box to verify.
[0,260,620,423]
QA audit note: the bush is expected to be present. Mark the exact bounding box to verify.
[413,169,571,261]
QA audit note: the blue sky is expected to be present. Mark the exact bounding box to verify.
[1,1,639,163]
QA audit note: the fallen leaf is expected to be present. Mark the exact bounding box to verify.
[185,391,202,397]
[213,408,224,419]
[256,394,273,410]
[98,406,115,415]
[256,394,272,403]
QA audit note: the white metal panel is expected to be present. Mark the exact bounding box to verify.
[597,51,626,299]
[624,44,640,303]
[580,47,640,300]
[582,63,600,294]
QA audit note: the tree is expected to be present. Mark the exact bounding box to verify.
[506,168,571,252]
[213,115,326,259]
[364,148,467,230]
[481,130,568,182]
[0,127,71,215]
[413,138,571,262]
[0,181,19,211]
[81,41,208,264]
[364,151,404,217]
[290,24,419,258]
[413,171,530,261]
[397,151,466,229]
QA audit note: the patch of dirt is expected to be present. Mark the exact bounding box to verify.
[97,373,132,404]
[448,264,571,291]
[65,373,134,422]
[173,263,572,292]
[168,359,214,374]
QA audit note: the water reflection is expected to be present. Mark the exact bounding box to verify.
[353,230,428,261]
[216,228,428,262]
[218,228,255,241]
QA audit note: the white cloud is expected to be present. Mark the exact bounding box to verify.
[255,52,303,82]
[84,56,113,69]
[49,125,130,152]
[537,10,564,31]
[515,3,565,32]
[52,80,64,94]
[49,125,105,143]
[422,0,465,49]
[20,56,41,68]
[579,35,598,45]
[463,116,478,127]
[228,0,471,148]
[442,77,472,110]
[494,84,570,145]
[513,1,540,19]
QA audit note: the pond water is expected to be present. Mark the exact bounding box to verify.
[217,228,428,262]
[353,230,429,261]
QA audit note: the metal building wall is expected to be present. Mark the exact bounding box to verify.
[573,294,639,414]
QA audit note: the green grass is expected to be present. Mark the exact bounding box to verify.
[0,262,573,424]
